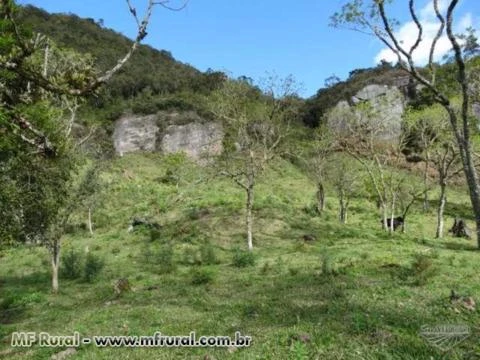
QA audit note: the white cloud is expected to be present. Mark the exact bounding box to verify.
[419,0,448,19]
[374,0,474,65]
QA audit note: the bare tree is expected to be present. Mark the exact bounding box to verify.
[331,0,480,247]
[302,126,336,214]
[330,155,360,224]
[209,76,298,251]
[330,101,408,232]
[432,142,461,238]
[405,104,462,238]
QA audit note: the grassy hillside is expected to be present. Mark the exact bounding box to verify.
[1,153,479,359]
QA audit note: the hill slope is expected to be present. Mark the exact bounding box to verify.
[1,153,479,359]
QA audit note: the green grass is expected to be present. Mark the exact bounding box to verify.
[1,153,480,359]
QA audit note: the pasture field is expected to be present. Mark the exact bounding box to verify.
[1,153,479,359]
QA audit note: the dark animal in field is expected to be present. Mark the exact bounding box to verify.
[381,216,404,231]
[449,218,471,239]
[128,217,161,232]
[302,234,317,243]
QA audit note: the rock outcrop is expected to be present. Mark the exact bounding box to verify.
[328,84,405,141]
[112,112,223,162]
[113,115,158,156]
[161,122,223,161]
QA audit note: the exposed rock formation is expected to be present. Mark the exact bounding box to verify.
[112,112,223,162]
[113,115,158,156]
[161,122,223,161]
[328,84,405,141]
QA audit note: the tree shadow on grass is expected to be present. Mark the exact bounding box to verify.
[429,199,474,221]
[206,270,468,359]
[415,237,478,252]
[0,272,50,326]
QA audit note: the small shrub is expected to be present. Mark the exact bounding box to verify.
[200,242,217,265]
[83,253,104,283]
[111,247,121,255]
[291,341,309,360]
[182,247,202,266]
[191,267,215,285]
[186,207,210,221]
[320,252,335,276]
[410,253,435,286]
[302,203,319,217]
[260,261,272,274]
[288,267,300,276]
[61,248,83,280]
[150,227,162,242]
[232,248,255,268]
[155,244,176,274]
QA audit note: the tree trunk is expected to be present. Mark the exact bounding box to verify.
[339,203,347,224]
[88,207,93,236]
[423,156,429,212]
[316,182,325,214]
[381,202,388,231]
[461,152,480,248]
[246,174,254,251]
[51,240,60,294]
[389,194,396,234]
[444,106,480,248]
[436,181,447,239]
[339,191,347,224]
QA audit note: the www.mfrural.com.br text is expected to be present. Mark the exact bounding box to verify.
[11,331,252,348]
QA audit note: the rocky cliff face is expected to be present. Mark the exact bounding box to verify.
[113,115,159,156]
[161,122,223,161]
[328,84,405,141]
[112,112,223,162]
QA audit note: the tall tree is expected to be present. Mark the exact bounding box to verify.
[209,76,298,251]
[331,0,480,247]
[0,0,186,292]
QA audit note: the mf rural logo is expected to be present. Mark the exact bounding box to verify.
[419,324,471,351]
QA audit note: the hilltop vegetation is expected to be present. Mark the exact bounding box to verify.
[17,5,228,121]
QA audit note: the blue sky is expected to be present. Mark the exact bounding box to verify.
[17,0,480,97]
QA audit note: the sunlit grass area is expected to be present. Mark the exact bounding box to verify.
[1,153,479,359]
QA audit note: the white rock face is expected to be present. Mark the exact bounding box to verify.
[160,122,223,161]
[112,113,224,162]
[329,84,405,141]
[113,115,158,156]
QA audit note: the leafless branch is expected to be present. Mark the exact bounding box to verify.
[408,0,423,57]
[429,0,445,85]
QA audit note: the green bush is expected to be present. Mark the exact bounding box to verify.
[83,252,104,283]
[182,247,202,266]
[149,227,162,242]
[410,253,435,286]
[61,248,83,280]
[200,242,217,265]
[155,244,176,274]
[232,248,255,268]
[191,267,216,285]
[320,251,335,276]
